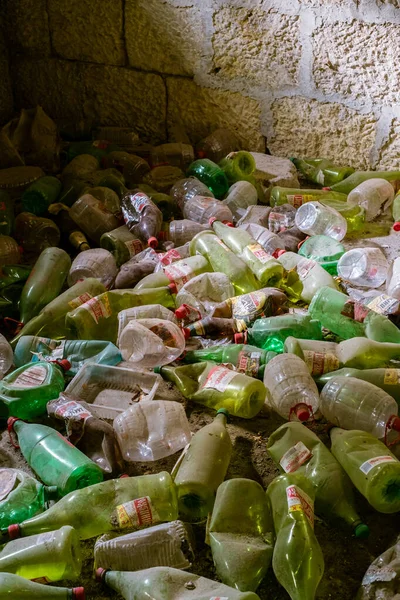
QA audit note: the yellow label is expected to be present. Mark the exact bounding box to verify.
[384,369,400,385]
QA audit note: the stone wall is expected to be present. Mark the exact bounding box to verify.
[5,0,400,168]
[0,11,13,124]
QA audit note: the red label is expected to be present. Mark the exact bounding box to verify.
[134,497,153,526]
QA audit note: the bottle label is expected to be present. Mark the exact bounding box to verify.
[280,442,313,473]
[130,192,151,213]
[190,320,206,336]
[125,238,143,257]
[13,364,47,388]
[268,211,290,233]
[286,194,314,208]
[82,295,112,323]
[246,243,272,264]
[202,365,238,392]
[148,322,177,347]
[0,470,17,501]
[384,369,400,385]
[164,262,194,290]
[286,485,314,528]
[341,299,370,323]
[54,400,92,421]
[367,294,400,315]
[303,350,340,376]
[359,455,398,475]
[68,292,93,310]
[159,248,182,266]
[31,338,65,362]
[231,291,270,324]
[296,258,315,279]
[116,496,158,529]
[236,350,261,378]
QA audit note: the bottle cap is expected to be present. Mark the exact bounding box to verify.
[168,282,178,295]
[354,523,370,539]
[182,327,191,340]
[7,417,21,432]
[95,568,108,582]
[55,359,71,372]
[217,408,230,418]
[197,150,206,159]
[223,221,235,227]
[234,332,247,344]
[273,249,286,258]
[119,474,130,478]
[175,305,189,319]
[209,217,217,226]
[393,222,400,232]
[7,524,21,540]
[72,588,86,600]
[322,186,331,191]
[389,415,400,432]
[148,236,158,249]
[295,404,310,422]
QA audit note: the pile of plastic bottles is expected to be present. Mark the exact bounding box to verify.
[1,126,400,600]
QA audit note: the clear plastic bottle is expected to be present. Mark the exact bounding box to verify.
[170,177,214,213]
[114,249,159,289]
[0,573,85,599]
[277,251,337,302]
[175,272,234,319]
[267,204,297,233]
[67,248,118,289]
[187,159,229,199]
[347,178,394,221]
[142,165,185,194]
[297,235,345,275]
[69,195,119,245]
[114,400,191,461]
[14,213,61,254]
[223,181,258,222]
[238,222,285,255]
[121,190,163,248]
[386,256,400,299]
[337,247,389,288]
[103,151,150,186]
[151,143,194,170]
[117,305,178,341]
[0,234,21,267]
[295,201,347,241]
[236,205,271,228]
[135,255,211,292]
[196,128,241,163]
[0,333,13,379]
[320,376,400,438]
[183,195,233,224]
[263,353,320,422]
[100,225,143,267]
[162,219,211,246]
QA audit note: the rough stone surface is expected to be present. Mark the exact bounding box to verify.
[313,20,400,106]
[250,153,300,188]
[213,7,300,88]
[376,119,400,170]
[5,0,51,57]
[269,97,377,169]
[167,78,265,151]
[48,0,125,65]
[126,0,203,76]
[0,35,13,124]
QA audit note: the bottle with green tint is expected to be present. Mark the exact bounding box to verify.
[0,573,85,599]
[21,176,62,216]
[219,151,256,184]
[5,472,177,541]
[184,344,277,379]
[19,248,71,325]
[298,235,345,275]
[96,173,127,199]
[0,525,82,582]
[65,286,176,343]
[315,367,400,404]
[211,220,283,287]
[135,255,211,292]
[0,190,14,235]
[0,360,68,420]
[320,197,365,232]
[65,140,112,162]
[8,418,103,496]
[291,158,354,187]
[270,186,347,208]
[329,170,400,194]
[0,468,58,529]
[209,478,274,591]
[100,225,143,267]
[267,472,324,600]
[309,286,400,343]
[330,427,400,513]
[173,409,232,522]
[158,362,265,419]
[187,159,229,199]
[189,231,260,295]
[235,314,322,353]
[267,422,369,538]
[392,191,400,229]
[278,252,337,303]
[0,265,31,289]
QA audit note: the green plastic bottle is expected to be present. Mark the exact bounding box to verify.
[21,176,62,216]
[211,220,284,287]
[320,197,365,232]
[315,367,400,403]
[392,191,400,229]
[267,422,369,537]
[135,255,211,291]
[330,427,400,513]
[209,478,274,591]
[0,525,82,582]
[0,190,14,235]
[0,573,85,599]
[187,159,229,199]
[266,473,324,600]
[19,248,71,325]
[291,158,354,187]
[219,151,256,184]
[297,235,345,275]
[158,362,266,419]
[0,265,31,289]
[270,186,347,208]
[183,344,276,379]
[5,473,177,541]
[173,409,232,522]
[8,418,103,496]
[329,170,400,194]
[100,225,143,267]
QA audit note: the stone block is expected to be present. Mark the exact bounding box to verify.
[313,20,400,105]
[377,119,400,170]
[167,78,265,151]
[250,153,300,188]
[269,97,377,170]
[125,0,203,76]
[212,7,300,88]
[5,0,51,57]
[48,0,125,65]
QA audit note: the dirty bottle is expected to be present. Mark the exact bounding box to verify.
[295,201,347,240]
[21,176,62,216]
[114,248,159,289]
[315,367,400,403]
[219,151,256,184]
[196,128,241,163]
[277,252,337,302]
[118,318,185,367]
[100,225,143,266]
[183,195,233,224]
[160,219,211,246]
[121,190,163,248]
[69,195,119,245]
[0,235,21,267]
[328,170,400,194]
[67,248,118,289]
[182,316,241,340]
[183,344,276,379]
[135,255,211,292]
[337,247,389,288]
[0,191,14,235]
[14,213,60,254]
[151,142,194,170]
[347,178,394,221]
[277,226,307,253]
[223,181,258,222]
[0,334,13,379]
[170,177,214,213]
[103,151,150,186]
[0,573,85,599]
[291,157,354,187]
[237,205,272,228]
[269,186,347,208]
[238,222,285,255]
[267,204,297,233]
[297,235,345,275]
[187,159,229,198]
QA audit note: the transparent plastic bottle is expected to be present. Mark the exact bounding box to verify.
[134,255,211,292]
[267,204,297,233]
[316,367,400,402]
[100,225,143,267]
[295,201,347,241]
[143,165,185,194]
[84,186,121,215]
[347,178,394,221]
[67,248,118,289]
[69,195,119,245]
[320,376,400,438]
[277,252,337,302]
[277,226,307,253]
[270,186,347,207]
[175,272,234,319]
[187,159,229,199]
[121,190,163,248]
[21,176,62,216]
[0,333,13,379]
[386,256,400,299]
[114,400,191,461]
[196,128,240,162]
[223,181,258,222]
[114,249,159,289]
[14,212,61,254]
[0,573,85,599]
[162,219,211,246]
[321,197,365,233]
[238,222,285,255]
[0,234,21,267]
[183,195,233,224]
[118,318,186,366]
[337,247,389,288]
[170,177,214,213]
[297,235,345,275]
[103,151,150,186]
[0,191,14,235]
[263,353,320,422]
[151,142,194,170]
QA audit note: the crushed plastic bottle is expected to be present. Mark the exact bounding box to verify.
[67,248,118,289]
[347,178,395,221]
[118,318,185,367]
[121,190,163,248]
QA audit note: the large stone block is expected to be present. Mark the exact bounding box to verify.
[269,97,377,169]
[251,153,300,189]
[212,7,300,88]
[167,78,265,151]
[5,0,51,57]
[377,119,400,170]
[125,0,203,76]
[313,20,400,105]
[48,0,125,65]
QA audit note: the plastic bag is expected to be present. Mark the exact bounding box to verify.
[357,536,400,599]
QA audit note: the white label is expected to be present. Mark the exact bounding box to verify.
[116,496,158,529]
[268,211,290,233]
[280,442,312,473]
[165,263,194,290]
[246,243,272,264]
[82,295,112,323]
[202,365,238,392]
[359,455,398,475]
[68,292,93,310]
[286,485,314,528]
[125,238,143,257]
[130,192,151,213]
[367,294,400,315]
[13,365,47,388]
[54,400,91,421]
[297,258,316,279]
[0,470,17,501]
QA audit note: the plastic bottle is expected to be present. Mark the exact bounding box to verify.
[237,205,272,228]
[330,427,400,513]
[0,573,85,599]
[263,353,320,421]
[297,235,345,275]
[0,235,21,267]
[387,256,400,298]
[238,222,285,255]
[0,334,13,379]
[114,400,191,461]
[295,201,347,240]
[19,248,71,325]
[270,186,347,207]
[291,157,354,186]
[94,521,194,572]
[321,197,365,232]
[69,195,119,244]
[135,255,211,292]
[196,128,241,163]
[223,181,258,222]
[320,376,400,438]
[114,247,159,289]
[277,226,307,253]
[117,304,178,340]
[151,143,194,170]
[121,190,163,248]
[6,472,178,541]
[315,367,400,403]
[158,362,266,419]
[267,422,369,537]
[183,344,276,379]
[183,195,233,224]
[187,159,229,199]
[267,204,297,233]
[328,170,400,194]
[67,248,117,289]
[84,186,121,215]
[14,212,60,254]
[8,418,103,496]
[118,318,185,367]
[21,176,62,216]
[337,247,389,288]
[0,191,14,235]
[219,151,256,184]
[170,177,214,213]
[182,316,243,340]
[209,478,274,592]
[47,203,90,252]
[175,272,234,319]
[277,251,337,302]
[0,525,82,582]
[100,225,143,266]
[0,166,45,198]
[103,151,150,186]
[160,219,211,246]
[154,244,191,271]
[266,472,324,600]
[210,287,288,325]
[347,178,394,221]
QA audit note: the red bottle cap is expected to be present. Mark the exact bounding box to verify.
[322,186,331,190]
[223,221,234,227]
[389,415,400,431]
[95,568,107,582]
[234,332,247,344]
[8,524,21,540]
[393,222,400,232]
[72,588,86,600]
[273,249,286,258]
[175,305,189,319]
[53,359,71,372]
[168,282,178,295]
[209,217,217,226]
[295,404,310,422]
[148,236,158,249]
[119,474,130,478]
[7,417,21,432]
[182,327,191,340]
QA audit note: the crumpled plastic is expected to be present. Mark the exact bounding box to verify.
[357,536,400,599]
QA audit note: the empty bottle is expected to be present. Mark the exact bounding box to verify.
[118,318,185,366]
[267,472,324,600]
[347,178,394,221]
[69,195,119,244]
[142,165,185,194]
[103,151,150,186]
[277,252,337,302]
[117,304,178,340]
[267,422,369,537]
[175,272,234,319]
[223,181,258,222]
[263,353,320,422]
[160,219,211,246]
[121,190,163,248]
[0,191,14,235]
[135,255,211,292]
[0,525,81,582]
[291,157,354,186]
[277,225,307,253]
[330,427,400,513]
[387,256,400,299]
[8,418,103,496]
[295,201,347,241]
[196,128,241,163]
[0,235,21,267]
[21,176,62,216]
[187,159,229,199]
[219,151,256,183]
[14,213,60,254]
[0,334,13,379]
[316,367,400,403]
[67,248,117,289]
[184,344,276,379]
[297,235,345,275]
[0,573,85,599]
[270,186,347,208]
[170,177,214,213]
[267,204,297,233]
[151,142,194,170]
[154,244,191,271]
[337,247,389,288]
[239,222,285,255]
[329,170,400,194]
[85,186,121,215]
[100,225,143,266]
[237,205,272,228]
[115,249,159,289]
[183,195,233,224]
[322,197,365,232]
